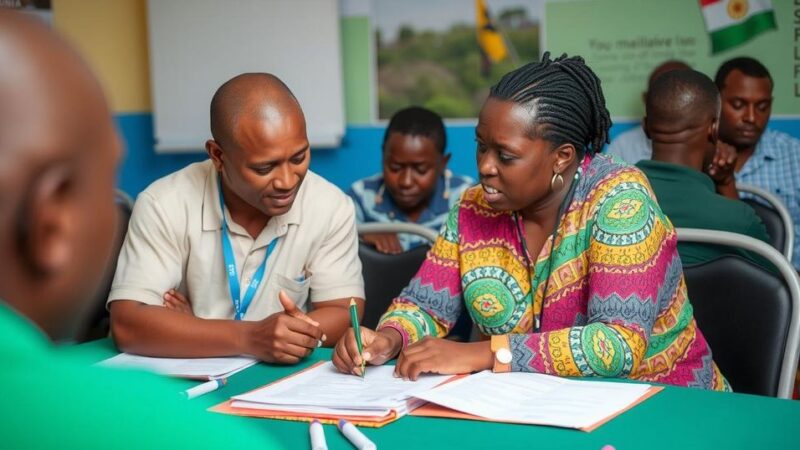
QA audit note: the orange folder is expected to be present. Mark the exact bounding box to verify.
[210,401,400,428]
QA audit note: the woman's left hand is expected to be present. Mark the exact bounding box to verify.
[394,337,494,381]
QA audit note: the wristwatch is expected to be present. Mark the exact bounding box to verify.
[494,347,512,364]
[490,336,512,372]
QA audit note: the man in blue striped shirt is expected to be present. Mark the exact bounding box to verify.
[348,107,473,254]
[715,57,800,269]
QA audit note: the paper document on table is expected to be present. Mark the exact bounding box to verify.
[413,371,660,431]
[233,361,450,412]
[230,402,393,418]
[98,353,257,380]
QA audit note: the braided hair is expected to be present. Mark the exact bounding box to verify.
[490,52,611,155]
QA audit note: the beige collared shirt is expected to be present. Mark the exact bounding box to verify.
[108,160,364,320]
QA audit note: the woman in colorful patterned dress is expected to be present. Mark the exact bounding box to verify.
[333,53,730,391]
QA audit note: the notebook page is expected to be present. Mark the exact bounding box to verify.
[414,371,654,429]
[99,353,257,379]
[230,401,392,417]
[233,362,450,410]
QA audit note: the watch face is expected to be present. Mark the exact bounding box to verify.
[495,348,512,364]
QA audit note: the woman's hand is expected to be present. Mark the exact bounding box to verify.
[332,327,403,376]
[395,338,494,381]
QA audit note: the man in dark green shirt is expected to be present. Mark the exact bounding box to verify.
[0,11,283,449]
[635,69,773,271]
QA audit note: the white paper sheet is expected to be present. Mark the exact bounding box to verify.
[230,401,393,417]
[98,353,257,380]
[414,371,655,429]
[233,362,450,412]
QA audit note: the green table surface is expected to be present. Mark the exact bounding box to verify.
[67,339,800,450]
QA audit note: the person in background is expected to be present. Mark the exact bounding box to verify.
[714,57,800,270]
[636,69,773,271]
[0,10,283,448]
[333,53,729,392]
[348,106,474,254]
[108,73,364,365]
[606,60,690,164]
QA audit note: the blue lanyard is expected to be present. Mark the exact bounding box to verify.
[218,180,279,320]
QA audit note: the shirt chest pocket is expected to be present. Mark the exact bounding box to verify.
[274,273,312,312]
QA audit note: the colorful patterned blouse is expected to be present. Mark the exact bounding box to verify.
[377,154,730,391]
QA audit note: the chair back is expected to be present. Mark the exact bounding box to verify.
[738,184,794,261]
[678,228,800,398]
[742,198,785,257]
[357,222,473,340]
[359,243,430,329]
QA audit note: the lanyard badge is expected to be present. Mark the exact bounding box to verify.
[218,179,278,320]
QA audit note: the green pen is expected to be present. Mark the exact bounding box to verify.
[349,298,365,377]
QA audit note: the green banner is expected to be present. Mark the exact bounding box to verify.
[544,0,798,119]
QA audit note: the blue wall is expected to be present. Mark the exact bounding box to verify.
[117,113,800,198]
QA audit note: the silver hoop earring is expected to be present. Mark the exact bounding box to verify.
[550,173,565,192]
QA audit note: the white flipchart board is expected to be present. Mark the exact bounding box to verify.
[147,0,345,152]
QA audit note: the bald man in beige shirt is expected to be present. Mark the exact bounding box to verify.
[108,74,365,364]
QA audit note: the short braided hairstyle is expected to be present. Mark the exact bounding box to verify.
[489,52,611,155]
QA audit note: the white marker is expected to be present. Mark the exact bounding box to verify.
[309,419,328,450]
[337,419,376,450]
[182,378,226,400]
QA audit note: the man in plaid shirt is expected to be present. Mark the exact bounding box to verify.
[714,57,800,269]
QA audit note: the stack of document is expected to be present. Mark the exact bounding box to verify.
[99,353,257,380]
[213,362,450,427]
[213,362,662,431]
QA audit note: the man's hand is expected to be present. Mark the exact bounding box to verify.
[279,290,326,344]
[332,327,403,376]
[394,337,494,381]
[239,290,324,364]
[163,289,193,315]
[707,140,737,186]
[241,313,323,364]
[361,233,403,254]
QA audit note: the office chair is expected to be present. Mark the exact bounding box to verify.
[357,223,472,341]
[677,228,800,398]
[738,183,794,262]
